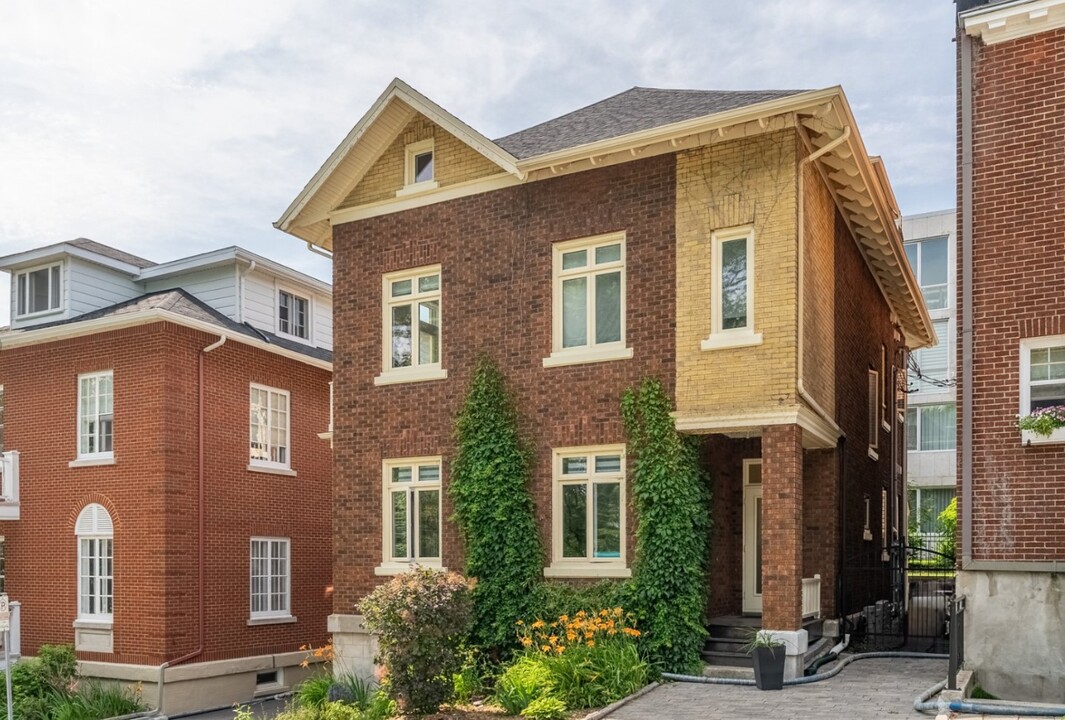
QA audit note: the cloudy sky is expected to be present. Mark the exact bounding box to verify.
[0,1,957,321]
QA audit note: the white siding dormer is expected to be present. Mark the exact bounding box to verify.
[242,269,332,351]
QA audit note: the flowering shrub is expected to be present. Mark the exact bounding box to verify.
[359,568,473,714]
[497,609,649,713]
[1018,405,1065,437]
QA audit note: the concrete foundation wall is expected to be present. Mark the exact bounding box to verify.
[957,569,1065,702]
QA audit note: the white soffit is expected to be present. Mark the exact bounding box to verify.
[963,0,1065,44]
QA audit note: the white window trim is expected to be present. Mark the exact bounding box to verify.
[276,284,314,345]
[14,261,64,319]
[376,265,446,385]
[397,138,439,196]
[249,384,292,471]
[906,403,957,453]
[75,504,114,624]
[1019,335,1065,445]
[905,235,951,312]
[249,537,293,622]
[703,226,761,351]
[76,370,114,462]
[377,456,444,575]
[868,369,880,460]
[544,232,632,368]
[545,444,630,579]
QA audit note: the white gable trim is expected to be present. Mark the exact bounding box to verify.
[963,0,1065,44]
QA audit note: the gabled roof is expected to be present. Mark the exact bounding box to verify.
[2,288,332,365]
[277,79,934,349]
[495,87,808,159]
[64,239,157,268]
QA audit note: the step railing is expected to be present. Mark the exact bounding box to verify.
[0,601,21,661]
[802,574,822,619]
[0,451,19,520]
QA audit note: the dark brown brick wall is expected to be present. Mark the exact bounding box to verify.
[0,323,332,664]
[961,27,1065,563]
[330,155,677,611]
[703,436,759,619]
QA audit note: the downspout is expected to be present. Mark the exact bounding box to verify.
[238,260,257,323]
[797,126,852,432]
[959,25,975,568]
[156,334,226,713]
[306,242,333,260]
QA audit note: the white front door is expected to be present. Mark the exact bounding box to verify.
[742,459,763,614]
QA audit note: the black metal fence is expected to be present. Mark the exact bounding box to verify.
[842,545,955,653]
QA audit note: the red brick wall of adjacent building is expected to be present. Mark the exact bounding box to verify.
[330,155,677,611]
[0,322,332,664]
[961,27,1065,563]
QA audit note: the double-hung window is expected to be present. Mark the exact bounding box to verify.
[249,384,290,471]
[547,446,629,578]
[250,538,291,620]
[906,404,956,452]
[278,289,310,341]
[703,227,761,350]
[904,236,949,310]
[377,267,445,384]
[76,503,114,622]
[910,319,951,393]
[545,233,631,367]
[380,458,441,573]
[868,370,879,460]
[77,371,113,460]
[1019,336,1065,443]
[15,262,62,318]
[402,139,436,191]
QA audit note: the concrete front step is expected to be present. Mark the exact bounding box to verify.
[702,615,828,670]
[701,649,754,668]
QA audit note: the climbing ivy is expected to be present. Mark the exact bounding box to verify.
[621,376,711,673]
[450,357,544,654]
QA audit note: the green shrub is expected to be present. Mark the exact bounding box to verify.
[360,568,473,714]
[450,358,544,654]
[0,644,94,720]
[332,672,376,708]
[49,681,143,720]
[529,581,627,622]
[937,498,957,559]
[622,377,711,673]
[495,656,554,715]
[520,695,567,720]
[296,673,334,709]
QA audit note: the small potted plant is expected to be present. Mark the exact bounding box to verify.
[743,629,786,690]
[1018,405,1065,443]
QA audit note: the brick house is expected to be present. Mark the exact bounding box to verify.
[277,79,933,679]
[0,240,333,714]
[957,0,1065,701]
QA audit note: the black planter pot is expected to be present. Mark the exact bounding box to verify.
[752,645,786,690]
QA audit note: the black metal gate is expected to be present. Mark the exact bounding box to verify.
[841,545,955,653]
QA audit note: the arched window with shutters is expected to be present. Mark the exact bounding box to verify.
[75,503,113,622]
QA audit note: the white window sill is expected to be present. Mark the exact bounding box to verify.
[15,307,64,322]
[276,330,313,346]
[395,180,440,198]
[73,619,113,630]
[69,456,116,468]
[543,346,633,368]
[543,563,631,579]
[1022,428,1065,445]
[882,419,891,433]
[374,562,446,576]
[374,367,448,386]
[700,332,763,351]
[868,447,879,461]
[247,463,298,477]
[247,615,297,626]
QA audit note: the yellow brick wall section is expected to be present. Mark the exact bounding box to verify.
[339,113,503,209]
[674,130,800,417]
[801,160,837,417]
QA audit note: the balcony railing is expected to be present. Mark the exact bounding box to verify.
[802,574,822,619]
[0,451,19,520]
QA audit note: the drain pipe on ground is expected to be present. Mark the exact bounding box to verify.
[913,679,1065,717]
[662,650,947,687]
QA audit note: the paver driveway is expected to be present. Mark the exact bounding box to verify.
[606,657,947,720]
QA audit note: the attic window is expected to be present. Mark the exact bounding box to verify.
[15,262,62,318]
[402,139,437,192]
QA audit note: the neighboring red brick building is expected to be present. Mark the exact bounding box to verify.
[278,80,932,679]
[957,0,1065,701]
[0,241,333,714]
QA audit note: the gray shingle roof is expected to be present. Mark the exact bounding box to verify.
[494,86,810,160]
[19,289,332,363]
[66,238,157,268]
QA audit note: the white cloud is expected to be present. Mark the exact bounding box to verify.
[0,0,958,323]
